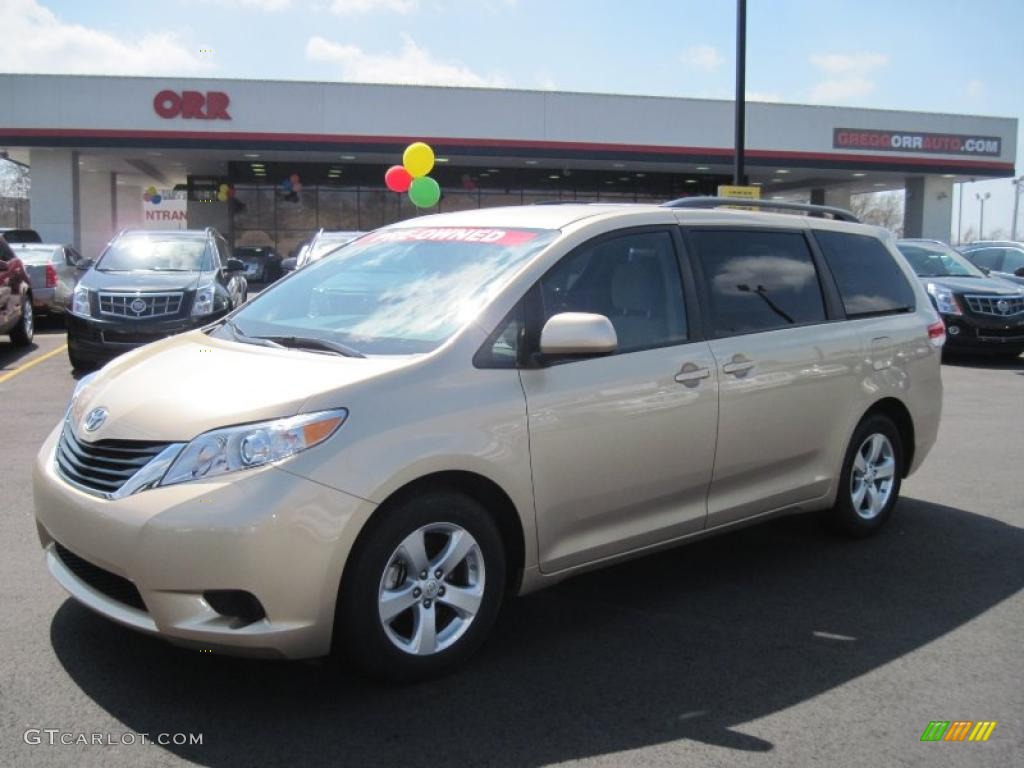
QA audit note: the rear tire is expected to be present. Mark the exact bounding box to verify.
[824,414,904,538]
[335,489,506,682]
[9,296,34,346]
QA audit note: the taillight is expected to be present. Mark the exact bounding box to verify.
[45,264,58,287]
[927,319,946,348]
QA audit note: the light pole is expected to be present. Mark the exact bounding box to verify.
[957,180,965,244]
[975,191,991,240]
[1012,176,1023,241]
[733,0,747,186]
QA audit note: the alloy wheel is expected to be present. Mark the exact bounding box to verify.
[850,433,896,520]
[377,523,485,656]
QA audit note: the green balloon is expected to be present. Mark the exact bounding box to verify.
[408,176,441,208]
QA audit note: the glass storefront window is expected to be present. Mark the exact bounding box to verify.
[277,187,318,231]
[318,189,360,230]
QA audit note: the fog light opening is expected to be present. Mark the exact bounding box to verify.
[203,590,266,627]
[947,325,960,336]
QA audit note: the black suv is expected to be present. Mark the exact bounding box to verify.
[67,228,247,370]
[897,239,1024,359]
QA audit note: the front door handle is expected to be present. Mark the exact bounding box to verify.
[674,363,711,387]
[722,359,756,377]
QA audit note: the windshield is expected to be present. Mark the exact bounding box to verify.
[14,245,60,265]
[227,226,558,355]
[896,242,985,278]
[97,236,212,272]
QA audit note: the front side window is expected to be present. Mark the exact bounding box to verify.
[537,231,688,353]
[896,241,984,278]
[1002,248,1024,274]
[816,231,916,318]
[97,236,213,272]
[962,247,1004,271]
[229,226,558,355]
[689,229,826,336]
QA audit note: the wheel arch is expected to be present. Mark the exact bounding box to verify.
[861,397,916,477]
[342,470,527,598]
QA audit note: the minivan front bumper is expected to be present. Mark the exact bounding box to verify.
[33,424,375,659]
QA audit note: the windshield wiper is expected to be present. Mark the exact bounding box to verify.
[222,320,285,349]
[256,335,366,358]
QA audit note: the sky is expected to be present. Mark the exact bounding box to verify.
[2,0,1023,239]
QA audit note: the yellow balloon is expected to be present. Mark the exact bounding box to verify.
[217,190,229,202]
[146,185,157,196]
[402,142,435,178]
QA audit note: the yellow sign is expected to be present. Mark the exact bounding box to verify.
[717,185,761,200]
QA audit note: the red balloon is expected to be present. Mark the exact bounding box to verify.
[385,165,413,193]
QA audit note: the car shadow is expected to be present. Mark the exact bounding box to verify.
[50,498,1023,767]
[0,315,66,370]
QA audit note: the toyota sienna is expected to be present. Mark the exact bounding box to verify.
[34,201,944,680]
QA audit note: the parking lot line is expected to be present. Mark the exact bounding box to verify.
[0,344,68,384]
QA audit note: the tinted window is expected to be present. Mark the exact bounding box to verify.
[539,231,687,353]
[963,247,1004,271]
[896,241,983,278]
[816,231,916,317]
[689,230,826,335]
[1002,248,1024,274]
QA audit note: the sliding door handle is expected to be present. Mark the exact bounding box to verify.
[722,359,756,377]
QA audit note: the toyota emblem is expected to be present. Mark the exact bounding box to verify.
[130,298,148,314]
[996,299,1010,314]
[83,407,108,433]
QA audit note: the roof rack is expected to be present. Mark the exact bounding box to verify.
[663,197,860,223]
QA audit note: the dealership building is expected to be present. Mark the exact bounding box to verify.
[0,73,1017,259]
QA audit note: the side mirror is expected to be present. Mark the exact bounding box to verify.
[76,258,93,271]
[280,257,297,273]
[225,258,246,273]
[1014,267,1024,278]
[540,312,618,357]
[979,266,990,276]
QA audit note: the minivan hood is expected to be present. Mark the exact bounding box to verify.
[917,275,1024,295]
[81,269,206,293]
[69,331,413,443]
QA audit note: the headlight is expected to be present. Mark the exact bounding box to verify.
[71,285,91,318]
[160,409,347,486]
[926,283,961,315]
[191,283,216,316]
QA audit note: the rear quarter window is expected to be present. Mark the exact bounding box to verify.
[815,231,916,317]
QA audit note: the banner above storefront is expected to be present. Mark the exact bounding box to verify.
[833,128,1001,157]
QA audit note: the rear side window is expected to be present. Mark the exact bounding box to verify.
[816,231,916,317]
[689,230,826,336]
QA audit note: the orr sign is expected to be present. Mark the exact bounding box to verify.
[153,90,231,120]
[834,128,1001,157]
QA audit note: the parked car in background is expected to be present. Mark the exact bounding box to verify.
[958,240,1024,286]
[295,230,364,270]
[0,236,34,346]
[66,228,248,370]
[36,201,943,680]
[234,245,283,283]
[897,239,1024,359]
[0,227,43,244]
[10,242,86,315]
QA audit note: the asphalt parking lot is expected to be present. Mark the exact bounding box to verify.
[1,325,1021,768]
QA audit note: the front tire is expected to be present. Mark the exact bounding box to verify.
[336,489,506,682]
[9,296,34,346]
[824,414,904,538]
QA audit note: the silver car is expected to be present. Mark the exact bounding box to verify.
[11,242,86,314]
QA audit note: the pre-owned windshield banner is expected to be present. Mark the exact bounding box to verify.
[833,128,1002,157]
[361,228,542,246]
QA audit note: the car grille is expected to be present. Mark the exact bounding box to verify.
[56,426,172,495]
[98,292,183,318]
[963,293,1024,317]
[54,542,147,612]
[976,326,1024,342]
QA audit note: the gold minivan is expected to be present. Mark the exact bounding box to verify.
[34,201,944,680]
